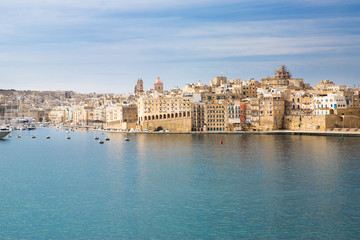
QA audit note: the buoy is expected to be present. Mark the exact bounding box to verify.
[220,138,223,144]
[341,134,344,140]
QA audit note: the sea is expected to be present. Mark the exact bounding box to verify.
[0,127,359,239]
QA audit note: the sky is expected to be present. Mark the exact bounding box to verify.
[0,0,359,93]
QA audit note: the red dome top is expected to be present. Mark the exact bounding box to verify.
[155,76,163,84]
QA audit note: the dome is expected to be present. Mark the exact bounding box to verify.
[155,76,163,84]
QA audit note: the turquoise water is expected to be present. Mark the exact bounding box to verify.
[1,127,359,239]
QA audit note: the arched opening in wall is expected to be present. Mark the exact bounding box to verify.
[330,109,334,114]
[183,112,186,117]
[168,114,170,118]
[187,112,190,117]
[156,115,159,119]
[155,126,163,131]
[179,113,182,117]
[160,115,162,119]
[145,116,147,121]
[175,113,178,118]
[164,114,166,119]
[171,113,174,118]
[152,115,155,120]
[39,118,43,122]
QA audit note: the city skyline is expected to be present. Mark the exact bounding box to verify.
[0,0,359,94]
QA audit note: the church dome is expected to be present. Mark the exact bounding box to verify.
[155,76,163,84]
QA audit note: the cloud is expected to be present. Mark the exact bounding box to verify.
[0,0,359,92]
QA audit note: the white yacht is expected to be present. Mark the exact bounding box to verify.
[0,127,11,140]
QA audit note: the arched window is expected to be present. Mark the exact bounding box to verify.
[175,113,178,118]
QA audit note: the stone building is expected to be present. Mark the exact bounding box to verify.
[191,102,206,131]
[261,65,304,89]
[137,93,192,131]
[106,102,138,129]
[205,101,226,132]
[154,76,164,93]
[134,78,144,95]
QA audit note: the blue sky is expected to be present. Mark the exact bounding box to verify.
[0,0,359,93]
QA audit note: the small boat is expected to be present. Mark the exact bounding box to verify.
[124,137,130,141]
[99,140,104,144]
[45,136,50,139]
[17,135,21,138]
[66,136,71,139]
[105,137,110,141]
[94,136,99,140]
[8,135,12,138]
[32,135,36,138]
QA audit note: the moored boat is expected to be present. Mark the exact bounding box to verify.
[0,128,11,140]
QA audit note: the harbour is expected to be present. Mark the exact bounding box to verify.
[1,127,359,239]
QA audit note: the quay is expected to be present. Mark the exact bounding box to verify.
[92,128,360,137]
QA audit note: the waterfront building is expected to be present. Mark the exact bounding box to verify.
[259,95,285,130]
[227,101,247,131]
[247,98,260,126]
[205,101,226,132]
[106,102,137,129]
[313,93,347,115]
[137,93,193,131]
[191,102,206,131]
[48,108,66,123]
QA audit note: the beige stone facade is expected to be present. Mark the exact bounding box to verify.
[137,94,192,131]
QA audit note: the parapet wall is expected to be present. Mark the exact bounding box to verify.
[284,114,360,130]
[284,115,327,131]
[140,117,192,131]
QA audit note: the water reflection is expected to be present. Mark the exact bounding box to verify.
[1,128,360,239]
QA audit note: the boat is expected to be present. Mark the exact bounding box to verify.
[125,137,130,141]
[99,140,104,144]
[94,136,99,140]
[45,136,50,139]
[66,136,71,139]
[0,127,11,140]
[105,137,110,141]
[32,135,36,138]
